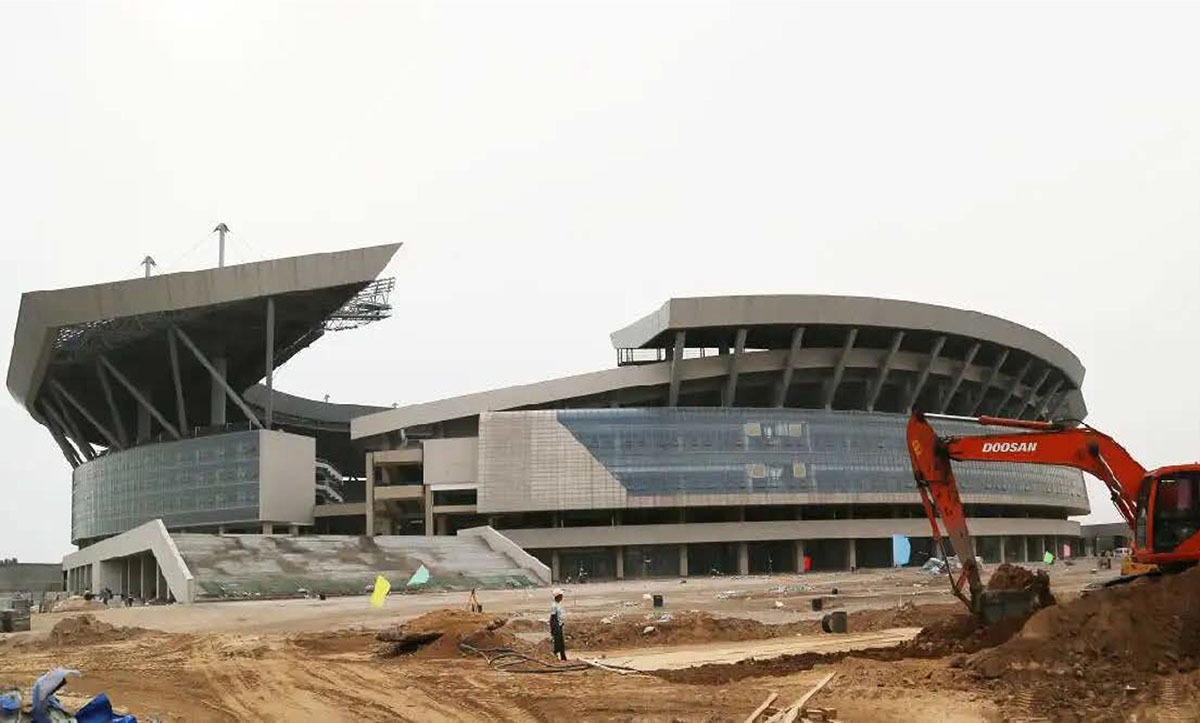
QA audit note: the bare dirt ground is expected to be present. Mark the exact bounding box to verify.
[4,560,1188,722]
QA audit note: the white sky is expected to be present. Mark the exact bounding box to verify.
[3,1,1198,562]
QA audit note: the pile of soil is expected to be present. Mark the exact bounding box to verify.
[50,598,106,613]
[551,611,806,651]
[525,604,961,655]
[968,564,1200,680]
[987,563,1055,607]
[374,609,517,659]
[49,615,147,646]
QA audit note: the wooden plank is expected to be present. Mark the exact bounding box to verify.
[765,672,836,723]
[744,692,778,723]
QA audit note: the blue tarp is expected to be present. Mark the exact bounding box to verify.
[406,564,431,587]
[75,693,136,723]
[892,535,912,566]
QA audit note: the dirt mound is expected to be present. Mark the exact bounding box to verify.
[49,615,147,646]
[50,598,106,613]
[375,609,517,659]
[969,565,1200,680]
[987,563,1055,607]
[554,611,802,651]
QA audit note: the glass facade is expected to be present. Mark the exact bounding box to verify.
[476,408,1087,513]
[72,431,262,542]
[558,408,1085,500]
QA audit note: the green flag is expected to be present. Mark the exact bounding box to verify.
[1043,550,1055,565]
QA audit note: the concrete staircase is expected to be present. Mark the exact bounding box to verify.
[173,533,542,600]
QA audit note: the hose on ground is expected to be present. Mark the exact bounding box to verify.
[459,643,591,674]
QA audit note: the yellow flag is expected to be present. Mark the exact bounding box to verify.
[370,575,391,607]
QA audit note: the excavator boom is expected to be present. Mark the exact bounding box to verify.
[906,412,1150,617]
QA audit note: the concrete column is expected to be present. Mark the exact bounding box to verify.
[795,540,806,574]
[738,541,749,575]
[288,524,299,536]
[999,536,1007,563]
[847,539,857,571]
[217,525,226,534]
[136,400,151,443]
[261,522,272,535]
[423,485,434,537]
[679,545,689,577]
[154,561,161,600]
[1023,536,1030,562]
[615,547,624,580]
[210,357,227,425]
[125,557,132,596]
[551,550,561,582]
[435,515,449,536]
[365,453,376,537]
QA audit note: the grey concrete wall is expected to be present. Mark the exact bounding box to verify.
[62,519,196,603]
[423,437,479,486]
[0,563,62,593]
[258,430,317,525]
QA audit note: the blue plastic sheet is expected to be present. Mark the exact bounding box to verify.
[406,564,431,587]
[75,693,137,723]
[892,535,912,566]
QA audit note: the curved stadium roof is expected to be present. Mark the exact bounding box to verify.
[353,294,1086,440]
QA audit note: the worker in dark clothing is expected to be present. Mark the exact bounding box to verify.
[549,588,567,661]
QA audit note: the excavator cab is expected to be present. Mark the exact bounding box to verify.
[1138,468,1200,567]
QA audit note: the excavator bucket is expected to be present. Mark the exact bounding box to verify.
[977,589,1038,625]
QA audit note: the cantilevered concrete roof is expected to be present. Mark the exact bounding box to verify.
[9,243,400,419]
[610,295,1084,386]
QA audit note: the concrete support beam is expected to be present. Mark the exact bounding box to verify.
[774,326,805,407]
[938,341,980,413]
[136,389,151,442]
[969,348,1010,416]
[1000,536,1007,563]
[365,452,376,536]
[866,331,904,412]
[1016,367,1053,419]
[679,544,689,577]
[210,358,227,425]
[95,362,128,448]
[667,331,686,407]
[167,329,188,434]
[265,297,276,429]
[50,379,122,450]
[721,328,747,407]
[823,328,858,410]
[173,326,262,429]
[49,391,96,461]
[615,547,624,580]
[905,335,946,413]
[100,355,181,440]
[795,540,806,574]
[847,539,857,571]
[737,541,749,575]
[261,523,272,535]
[551,550,561,582]
[1034,379,1065,420]
[289,524,299,536]
[993,359,1033,416]
[40,403,81,467]
[1023,536,1030,562]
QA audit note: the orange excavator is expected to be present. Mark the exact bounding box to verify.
[906,412,1200,620]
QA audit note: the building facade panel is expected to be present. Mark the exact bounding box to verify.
[477,408,1088,514]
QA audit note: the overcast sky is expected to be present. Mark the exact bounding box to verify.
[3,1,1199,562]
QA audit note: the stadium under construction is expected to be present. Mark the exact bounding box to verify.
[7,244,1094,599]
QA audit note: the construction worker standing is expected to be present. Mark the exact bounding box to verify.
[549,588,567,661]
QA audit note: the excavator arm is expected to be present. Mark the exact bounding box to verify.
[906,412,1147,615]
